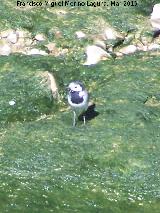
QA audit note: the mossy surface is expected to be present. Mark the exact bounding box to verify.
[1,1,160,212]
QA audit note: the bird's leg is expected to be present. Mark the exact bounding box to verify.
[83,115,86,125]
[73,111,77,127]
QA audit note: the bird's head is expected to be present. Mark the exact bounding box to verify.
[67,81,85,92]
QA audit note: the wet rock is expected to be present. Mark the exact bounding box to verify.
[7,31,18,44]
[26,48,48,55]
[117,45,137,55]
[0,40,11,56]
[35,33,46,41]
[75,31,86,39]
[150,4,160,30]
[84,45,111,65]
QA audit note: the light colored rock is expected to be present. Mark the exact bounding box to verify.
[0,40,11,56]
[0,29,13,38]
[9,100,16,106]
[84,45,110,65]
[118,45,137,55]
[11,36,33,53]
[7,31,18,44]
[148,43,160,50]
[104,28,117,40]
[150,4,160,29]
[35,33,46,41]
[75,31,86,39]
[26,48,48,56]
[103,27,123,40]
[39,71,59,99]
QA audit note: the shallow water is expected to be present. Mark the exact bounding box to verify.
[1,1,160,212]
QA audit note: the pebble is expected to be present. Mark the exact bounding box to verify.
[75,31,86,39]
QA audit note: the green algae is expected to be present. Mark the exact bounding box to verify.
[1,0,160,212]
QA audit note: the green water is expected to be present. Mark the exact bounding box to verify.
[1,0,160,212]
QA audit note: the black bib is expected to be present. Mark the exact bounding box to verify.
[71,91,84,104]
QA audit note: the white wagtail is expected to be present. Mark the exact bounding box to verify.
[67,81,89,126]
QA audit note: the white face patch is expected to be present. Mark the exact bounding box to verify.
[69,82,82,92]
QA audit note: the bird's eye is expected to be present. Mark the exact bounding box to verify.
[75,86,77,88]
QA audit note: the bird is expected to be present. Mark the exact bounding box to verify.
[67,81,89,126]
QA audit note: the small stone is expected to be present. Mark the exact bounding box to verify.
[150,4,160,30]
[84,45,111,65]
[75,31,86,39]
[118,45,137,55]
[7,31,18,44]
[35,34,46,41]
[9,100,16,106]
[137,45,148,52]
[26,48,48,55]
[45,43,56,52]
[55,30,63,39]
